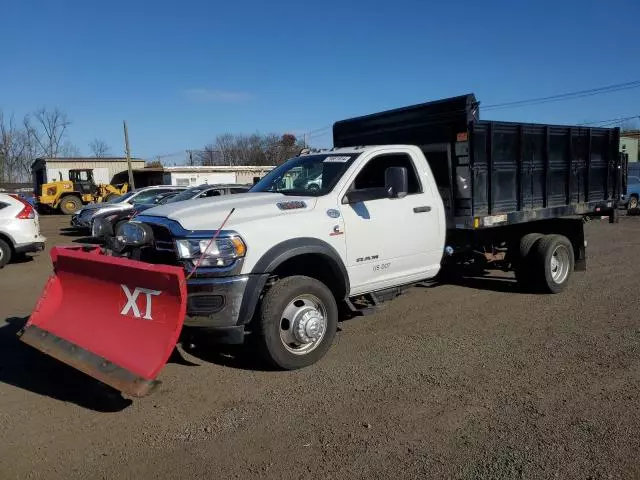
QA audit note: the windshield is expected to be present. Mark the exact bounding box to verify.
[251,153,359,196]
[107,191,134,203]
[165,187,204,203]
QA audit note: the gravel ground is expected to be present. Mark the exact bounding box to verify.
[0,215,638,480]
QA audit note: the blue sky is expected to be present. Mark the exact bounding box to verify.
[2,0,639,162]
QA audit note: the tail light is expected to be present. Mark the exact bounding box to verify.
[10,195,36,219]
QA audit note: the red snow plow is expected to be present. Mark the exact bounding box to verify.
[18,246,187,397]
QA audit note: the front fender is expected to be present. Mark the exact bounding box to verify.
[234,238,350,327]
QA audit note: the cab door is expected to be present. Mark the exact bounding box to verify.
[339,151,443,295]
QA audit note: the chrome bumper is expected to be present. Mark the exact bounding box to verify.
[184,275,250,328]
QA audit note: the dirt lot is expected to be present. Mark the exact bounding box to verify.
[0,215,639,480]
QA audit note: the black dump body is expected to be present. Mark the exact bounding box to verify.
[333,94,623,229]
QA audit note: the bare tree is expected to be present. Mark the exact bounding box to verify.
[0,111,42,182]
[196,145,222,166]
[0,111,25,182]
[30,107,71,157]
[89,138,111,158]
[59,140,81,157]
[0,107,78,182]
[191,133,304,167]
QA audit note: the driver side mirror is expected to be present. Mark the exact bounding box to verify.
[385,166,408,199]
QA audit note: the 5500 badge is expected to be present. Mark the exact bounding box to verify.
[373,263,391,272]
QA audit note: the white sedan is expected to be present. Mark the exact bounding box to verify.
[0,193,47,268]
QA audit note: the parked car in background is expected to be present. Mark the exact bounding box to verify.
[90,183,250,241]
[71,185,187,229]
[0,193,46,268]
[624,174,640,209]
[90,191,179,239]
[160,183,251,204]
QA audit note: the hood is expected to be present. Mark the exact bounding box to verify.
[81,202,130,213]
[141,192,317,231]
[79,202,131,219]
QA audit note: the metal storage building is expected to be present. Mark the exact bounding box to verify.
[31,157,146,187]
[621,131,639,163]
[161,166,275,186]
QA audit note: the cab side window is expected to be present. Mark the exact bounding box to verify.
[132,189,168,204]
[199,189,222,198]
[350,153,421,200]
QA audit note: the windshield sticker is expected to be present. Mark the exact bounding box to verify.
[324,156,351,163]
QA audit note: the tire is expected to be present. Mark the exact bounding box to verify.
[257,275,338,370]
[0,239,12,268]
[59,196,82,215]
[629,195,639,210]
[307,183,320,192]
[531,234,574,294]
[513,233,543,289]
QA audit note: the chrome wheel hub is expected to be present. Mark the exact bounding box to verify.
[280,294,327,355]
[293,307,325,344]
[550,245,570,284]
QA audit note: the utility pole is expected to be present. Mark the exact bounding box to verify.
[123,120,135,190]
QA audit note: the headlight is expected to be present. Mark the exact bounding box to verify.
[175,236,246,267]
[91,217,114,238]
[116,222,153,246]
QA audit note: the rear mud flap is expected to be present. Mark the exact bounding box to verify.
[19,246,187,397]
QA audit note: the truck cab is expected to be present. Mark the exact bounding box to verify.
[119,146,446,369]
[68,169,99,196]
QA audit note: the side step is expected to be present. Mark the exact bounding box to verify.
[344,286,408,317]
[344,294,381,317]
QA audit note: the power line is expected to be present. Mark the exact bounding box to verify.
[578,115,640,127]
[483,80,640,111]
[307,125,331,135]
[303,80,640,139]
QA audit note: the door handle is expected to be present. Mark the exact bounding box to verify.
[413,206,431,213]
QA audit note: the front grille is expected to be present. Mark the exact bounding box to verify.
[134,223,180,266]
[149,224,176,253]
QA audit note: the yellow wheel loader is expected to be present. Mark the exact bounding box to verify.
[37,169,129,215]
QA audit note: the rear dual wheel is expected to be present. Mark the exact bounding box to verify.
[513,233,543,289]
[515,234,574,294]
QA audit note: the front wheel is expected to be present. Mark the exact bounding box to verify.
[59,196,82,215]
[257,275,338,370]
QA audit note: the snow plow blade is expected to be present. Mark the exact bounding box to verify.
[19,246,187,397]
